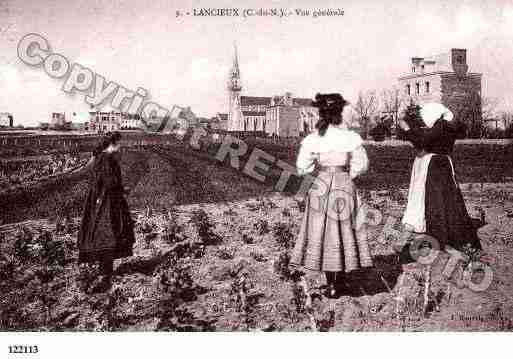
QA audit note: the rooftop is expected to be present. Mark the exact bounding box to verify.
[242,111,266,116]
[241,95,313,107]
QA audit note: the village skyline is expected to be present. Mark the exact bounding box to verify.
[1,0,513,126]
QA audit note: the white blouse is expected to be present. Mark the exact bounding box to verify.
[296,125,369,179]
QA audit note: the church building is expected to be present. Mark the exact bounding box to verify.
[226,46,318,136]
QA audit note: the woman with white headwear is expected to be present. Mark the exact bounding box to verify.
[398,102,481,252]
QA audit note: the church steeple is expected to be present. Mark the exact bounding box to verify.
[227,43,244,131]
[232,43,239,76]
[228,43,241,90]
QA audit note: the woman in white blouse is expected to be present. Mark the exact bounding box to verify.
[291,93,373,298]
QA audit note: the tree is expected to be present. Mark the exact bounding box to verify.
[396,101,422,140]
[380,88,405,134]
[369,115,393,141]
[452,94,499,138]
[354,90,379,139]
[481,108,511,138]
[482,97,500,121]
[499,111,513,138]
[506,123,513,139]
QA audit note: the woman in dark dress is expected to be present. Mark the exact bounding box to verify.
[398,102,481,252]
[78,131,135,290]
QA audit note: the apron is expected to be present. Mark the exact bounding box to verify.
[402,154,456,233]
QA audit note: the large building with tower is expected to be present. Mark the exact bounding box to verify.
[398,48,482,124]
[226,45,318,136]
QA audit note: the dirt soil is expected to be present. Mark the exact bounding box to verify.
[1,182,512,331]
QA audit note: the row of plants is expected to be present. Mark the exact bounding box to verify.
[0,154,88,189]
[368,103,513,141]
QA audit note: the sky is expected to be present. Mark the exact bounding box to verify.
[0,0,513,126]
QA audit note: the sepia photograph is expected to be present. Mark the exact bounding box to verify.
[0,0,512,356]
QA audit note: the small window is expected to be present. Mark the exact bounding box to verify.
[421,65,425,71]
[412,67,416,73]
[406,84,411,95]
[415,83,420,95]
[425,81,430,93]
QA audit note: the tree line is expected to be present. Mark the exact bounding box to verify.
[352,89,513,140]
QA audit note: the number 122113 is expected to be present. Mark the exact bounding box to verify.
[8,345,38,354]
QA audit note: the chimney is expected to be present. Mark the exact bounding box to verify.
[451,49,468,76]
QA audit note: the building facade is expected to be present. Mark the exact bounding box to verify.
[51,112,66,128]
[0,112,13,127]
[398,48,482,124]
[175,107,198,129]
[86,111,147,132]
[210,113,228,130]
[87,111,122,132]
[85,107,200,133]
[226,45,318,136]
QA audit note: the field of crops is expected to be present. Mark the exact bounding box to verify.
[1,138,512,331]
[0,154,89,189]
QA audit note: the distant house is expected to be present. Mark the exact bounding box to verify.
[398,48,482,124]
[210,113,228,130]
[87,111,122,132]
[266,105,299,137]
[50,112,66,129]
[175,107,198,129]
[0,112,13,127]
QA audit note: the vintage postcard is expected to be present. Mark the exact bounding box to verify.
[0,0,512,356]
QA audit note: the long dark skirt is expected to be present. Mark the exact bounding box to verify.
[78,191,135,263]
[425,155,481,251]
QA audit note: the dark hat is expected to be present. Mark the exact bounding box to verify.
[93,131,122,156]
[104,131,121,143]
[311,93,348,115]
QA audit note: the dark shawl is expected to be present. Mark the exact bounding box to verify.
[403,119,456,154]
[78,152,135,263]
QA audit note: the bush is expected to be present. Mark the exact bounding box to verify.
[454,121,468,139]
[189,209,221,245]
[482,123,513,139]
[466,121,484,139]
[506,123,513,139]
[272,222,294,249]
[483,127,505,139]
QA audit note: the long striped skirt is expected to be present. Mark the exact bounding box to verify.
[290,171,373,272]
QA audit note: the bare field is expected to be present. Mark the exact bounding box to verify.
[1,184,512,331]
[1,142,512,331]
